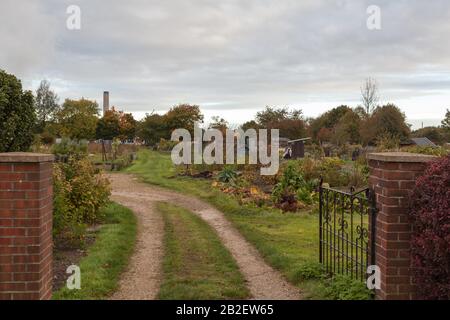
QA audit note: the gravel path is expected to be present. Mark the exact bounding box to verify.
[108,173,301,300]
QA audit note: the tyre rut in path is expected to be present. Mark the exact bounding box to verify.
[108,173,301,300]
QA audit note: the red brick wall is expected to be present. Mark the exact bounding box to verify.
[0,153,54,300]
[367,152,435,300]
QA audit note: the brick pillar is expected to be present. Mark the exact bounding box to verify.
[367,152,436,300]
[0,152,54,300]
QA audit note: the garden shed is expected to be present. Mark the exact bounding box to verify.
[288,137,311,159]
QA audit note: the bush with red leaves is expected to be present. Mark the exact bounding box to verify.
[410,154,450,300]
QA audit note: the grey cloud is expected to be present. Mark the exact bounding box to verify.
[0,0,449,124]
[0,1,58,76]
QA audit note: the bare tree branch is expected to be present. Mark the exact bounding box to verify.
[361,77,379,114]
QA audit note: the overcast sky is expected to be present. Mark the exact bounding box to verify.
[1,0,450,129]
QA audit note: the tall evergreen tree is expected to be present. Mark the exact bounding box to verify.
[0,70,36,152]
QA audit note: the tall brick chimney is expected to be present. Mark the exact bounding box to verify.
[103,91,109,116]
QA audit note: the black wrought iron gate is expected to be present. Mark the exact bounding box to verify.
[319,183,377,281]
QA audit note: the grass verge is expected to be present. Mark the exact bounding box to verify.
[157,202,249,299]
[128,149,372,300]
[53,202,137,300]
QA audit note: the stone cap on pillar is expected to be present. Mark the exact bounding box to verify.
[0,152,55,163]
[367,152,437,163]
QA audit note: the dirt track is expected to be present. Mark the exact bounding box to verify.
[108,173,301,300]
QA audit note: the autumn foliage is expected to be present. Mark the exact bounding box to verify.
[410,154,450,299]
[96,107,137,141]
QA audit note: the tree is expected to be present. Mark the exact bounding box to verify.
[360,103,410,146]
[56,98,99,140]
[35,80,59,131]
[256,106,290,126]
[309,105,351,141]
[316,127,333,144]
[96,109,120,140]
[137,104,203,146]
[138,113,168,146]
[354,105,368,119]
[273,118,307,140]
[254,106,306,139]
[165,104,204,134]
[241,120,260,131]
[118,112,137,141]
[0,70,37,152]
[255,106,302,126]
[96,108,137,141]
[322,105,351,128]
[332,110,361,145]
[209,116,228,135]
[361,77,379,114]
[442,109,450,130]
[411,127,447,145]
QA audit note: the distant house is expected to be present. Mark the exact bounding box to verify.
[405,137,437,148]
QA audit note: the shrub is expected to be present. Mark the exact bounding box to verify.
[323,275,372,300]
[52,138,88,161]
[375,132,400,151]
[30,134,43,153]
[157,138,178,151]
[336,143,351,159]
[272,164,316,210]
[111,156,132,171]
[53,164,83,241]
[292,262,325,282]
[40,130,56,145]
[410,154,450,300]
[273,164,304,199]
[217,166,238,183]
[404,145,449,157]
[298,157,346,187]
[305,144,324,159]
[341,163,369,188]
[53,156,111,243]
[67,158,110,223]
[315,158,345,186]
